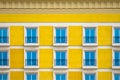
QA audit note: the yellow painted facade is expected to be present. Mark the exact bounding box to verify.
[98,72,112,80]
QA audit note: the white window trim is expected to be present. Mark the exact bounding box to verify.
[24,48,39,69]
[0,48,10,69]
[0,26,10,46]
[112,71,120,80]
[24,26,39,46]
[53,26,68,46]
[83,71,97,80]
[24,71,39,80]
[53,70,68,80]
[83,47,98,69]
[0,71,10,80]
[112,48,120,69]
[53,48,68,69]
[112,26,120,46]
[83,26,98,46]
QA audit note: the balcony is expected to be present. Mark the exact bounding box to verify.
[0,59,9,69]
[112,59,120,69]
[54,59,68,69]
[0,37,9,46]
[83,59,97,69]
[24,37,38,46]
[54,36,67,46]
[113,37,120,46]
[83,37,97,46]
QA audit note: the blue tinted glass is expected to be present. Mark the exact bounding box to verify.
[114,28,120,43]
[114,74,120,80]
[85,28,89,43]
[85,51,89,65]
[61,74,66,80]
[85,74,95,80]
[85,74,89,80]
[0,52,2,65]
[56,51,60,66]
[56,28,61,43]
[91,74,95,80]
[61,28,66,43]
[56,74,60,80]
[26,28,31,43]
[61,51,66,66]
[0,29,2,43]
[32,74,36,80]
[90,51,95,66]
[115,51,120,66]
[3,52,7,65]
[32,28,37,43]
[3,74,7,80]
[27,51,31,65]
[27,74,31,80]
[3,28,7,43]
[32,51,37,65]
[91,28,95,43]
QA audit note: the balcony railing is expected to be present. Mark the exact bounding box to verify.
[113,37,120,43]
[25,37,38,43]
[54,59,67,66]
[0,37,8,43]
[54,36,67,43]
[83,59,96,66]
[84,37,96,43]
[113,59,120,66]
[25,59,38,66]
[0,59,9,66]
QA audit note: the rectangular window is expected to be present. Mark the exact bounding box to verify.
[26,28,37,43]
[26,73,37,80]
[84,51,96,66]
[0,28,8,43]
[114,28,120,43]
[55,51,67,66]
[114,51,120,66]
[114,74,120,80]
[85,74,95,80]
[84,28,96,43]
[55,73,66,80]
[0,73,8,80]
[0,51,8,66]
[55,27,67,44]
[26,51,38,66]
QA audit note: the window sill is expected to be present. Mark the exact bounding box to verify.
[0,43,10,46]
[0,66,10,69]
[24,43,39,46]
[112,43,120,46]
[53,66,68,69]
[24,66,39,69]
[112,66,120,69]
[83,43,97,46]
[83,66,97,69]
[53,43,68,46]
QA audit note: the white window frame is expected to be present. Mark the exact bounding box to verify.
[83,48,98,69]
[83,71,97,80]
[0,71,10,80]
[53,70,68,80]
[112,26,120,46]
[24,26,39,46]
[53,26,68,46]
[24,71,39,80]
[112,71,120,80]
[0,26,10,46]
[53,48,68,69]
[24,48,39,69]
[0,48,10,69]
[112,48,120,69]
[83,26,98,46]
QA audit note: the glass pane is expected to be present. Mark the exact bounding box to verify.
[27,74,31,80]
[3,52,7,65]
[32,51,37,65]
[56,74,60,80]
[90,28,95,43]
[61,51,66,66]
[85,28,90,43]
[85,74,89,80]
[26,28,32,43]
[61,74,66,80]
[32,74,36,80]
[55,28,61,43]
[61,28,66,43]
[56,51,61,66]
[114,74,120,80]
[3,74,7,80]
[32,28,37,43]
[27,51,31,65]
[3,28,7,43]
[85,51,89,66]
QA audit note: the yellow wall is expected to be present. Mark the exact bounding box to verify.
[68,49,82,68]
[10,49,24,68]
[10,26,24,46]
[39,49,53,68]
[98,26,112,46]
[69,26,82,46]
[0,14,120,22]
[98,49,112,68]
[10,71,24,80]
[68,72,82,80]
[98,72,112,80]
[39,26,53,45]
[39,71,53,80]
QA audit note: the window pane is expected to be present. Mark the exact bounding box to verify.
[26,51,31,65]
[114,74,120,80]
[3,28,7,43]
[61,74,66,80]
[56,74,60,80]
[26,28,31,43]
[32,28,37,43]
[114,51,120,66]
[3,52,7,65]
[27,74,31,80]
[32,51,37,65]
[61,28,66,43]
[0,52,2,65]
[61,51,66,66]
[32,74,37,80]
[55,28,61,43]
[3,74,7,80]
[114,28,120,43]
[56,51,61,66]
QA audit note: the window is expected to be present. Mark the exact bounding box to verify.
[25,28,37,43]
[26,73,37,80]
[0,28,8,43]
[55,27,67,44]
[84,27,96,44]
[85,73,95,80]
[55,73,66,80]
[114,74,120,80]
[114,28,120,43]
[25,51,38,66]
[0,73,8,80]
[55,51,67,67]
[113,51,120,66]
[0,51,8,66]
[84,51,96,66]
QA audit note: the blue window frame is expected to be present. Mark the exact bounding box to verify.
[0,28,8,43]
[85,74,95,80]
[84,28,96,43]
[55,73,66,80]
[114,74,120,80]
[114,28,120,43]
[0,51,8,66]
[114,51,120,66]
[84,51,96,66]
[26,28,37,43]
[55,51,67,66]
[26,73,37,80]
[0,73,8,80]
[55,28,67,43]
[26,51,37,66]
